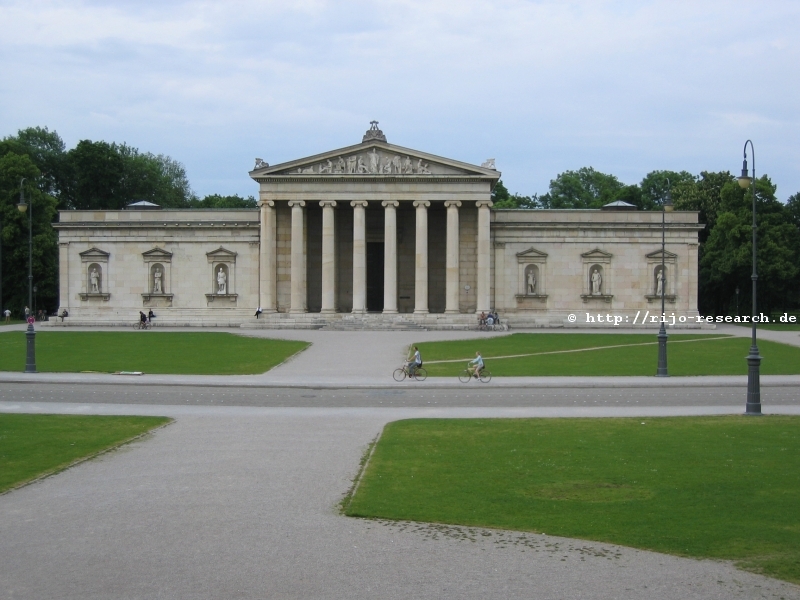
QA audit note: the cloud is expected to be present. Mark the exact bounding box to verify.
[1,0,799,198]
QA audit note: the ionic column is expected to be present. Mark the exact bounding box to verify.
[476,200,493,313]
[258,200,276,312]
[444,200,461,313]
[351,201,368,313]
[382,201,399,313]
[288,200,306,313]
[320,201,337,313]
[413,200,430,314]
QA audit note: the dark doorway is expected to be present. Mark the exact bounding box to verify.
[366,242,384,312]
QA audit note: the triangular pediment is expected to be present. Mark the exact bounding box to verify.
[142,247,173,259]
[250,141,500,180]
[516,247,548,259]
[206,246,237,259]
[645,249,678,260]
[581,248,613,259]
[79,247,109,259]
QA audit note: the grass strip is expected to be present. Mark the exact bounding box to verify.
[416,333,800,376]
[0,331,309,375]
[0,414,172,493]
[345,416,800,584]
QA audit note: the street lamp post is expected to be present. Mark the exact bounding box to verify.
[737,140,761,414]
[16,178,37,373]
[656,179,673,377]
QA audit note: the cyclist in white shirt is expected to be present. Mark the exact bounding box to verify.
[467,351,484,378]
[407,346,422,377]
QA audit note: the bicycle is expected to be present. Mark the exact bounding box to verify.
[393,364,428,382]
[459,366,492,383]
[132,320,151,330]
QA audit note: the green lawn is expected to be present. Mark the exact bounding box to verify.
[417,333,800,376]
[0,414,171,493]
[345,417,800,583]
[0,320,25,327]
[0,331,309,374]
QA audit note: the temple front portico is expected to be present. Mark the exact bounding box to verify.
[51,124,704,329]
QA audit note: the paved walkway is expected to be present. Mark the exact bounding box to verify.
[2,325,799,598]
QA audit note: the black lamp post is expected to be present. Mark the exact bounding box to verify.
[16,178,37,373]
[737,140,760,414]
[656,179,673,377]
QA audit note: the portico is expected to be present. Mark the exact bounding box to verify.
[251,123,497,317]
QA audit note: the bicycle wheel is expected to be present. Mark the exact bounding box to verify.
[458,370,471,383]
[393,368,406,382]
[414,367,427,382]
[479,370,492,383]
[132,322,139,330]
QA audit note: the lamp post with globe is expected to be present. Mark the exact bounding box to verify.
[16,178,37,373]
[656,179,673,377]
[736,140,761,414]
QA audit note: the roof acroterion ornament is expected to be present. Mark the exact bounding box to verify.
[362,120,387,143]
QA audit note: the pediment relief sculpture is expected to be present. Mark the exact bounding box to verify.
[287,149,444,176]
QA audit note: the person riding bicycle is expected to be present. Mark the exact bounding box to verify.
[467,351,484,379]
[407,346,422,377]
[139,311,147,325]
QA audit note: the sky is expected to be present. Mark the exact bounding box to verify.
[1,0,799,201]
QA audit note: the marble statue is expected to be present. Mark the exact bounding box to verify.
[656,269,664,296]
[153,268,162,294]
[357,156,370,173]
[591,269,602,295]
[391,155,402,174]
[346,155,358,174]
[369,149,380,174]
[90,268,100,293]
[319,159,333,174]
[217,267,227,294]
[527,270,536,294]
[481,158,496,169]
[416,159,431,174]
[382,157,393,174]
[402,156,413,174]
[254,158,268,169]
[335,156,345,174]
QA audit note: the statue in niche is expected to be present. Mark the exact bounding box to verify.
[346,155,358,174]
[334,156,345,174]
[391,155,402,173]
[527,270,536,294]
[217,267,227,294]
[416,159,431,174]
[356,156,369,173]
[402,156,413,174]
[591,268,602,295]
[318,159,332,174]
[153,268,163,294]
[656,269,664,296]
[369,149,380,173]
[90,268,100,293]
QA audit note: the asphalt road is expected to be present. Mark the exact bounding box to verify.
[2,381,799,408]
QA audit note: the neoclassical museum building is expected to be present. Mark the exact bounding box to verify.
[52,124,702,329]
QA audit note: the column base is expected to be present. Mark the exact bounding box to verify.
[445,309,460,314]
[320,309,337,314]
[289,309,308,314]
[382,309,398,315]
[414,309,429,315]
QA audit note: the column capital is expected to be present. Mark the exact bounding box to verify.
[381,200,399,208]
[259,200,275,208]
[444,200,462,209]
[413,200,431,209]
[350,200,368,208]
[475,200,494,209]
[319,201,338,208]
[288,200,306,208]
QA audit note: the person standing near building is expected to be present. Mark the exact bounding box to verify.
[3,308,10,323]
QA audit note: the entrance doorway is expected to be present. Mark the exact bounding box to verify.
[366,242,384,312]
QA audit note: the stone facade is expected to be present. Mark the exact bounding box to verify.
[51,126,703,329]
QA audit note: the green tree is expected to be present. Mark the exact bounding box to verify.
[700,177,799,316]
[639,170,696,210]
[191,194,258,208]
[491,180,541,209]
[0,127,68,200]
[540,167,624,209]
[0,153,58,315]
[672,171,734,243]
